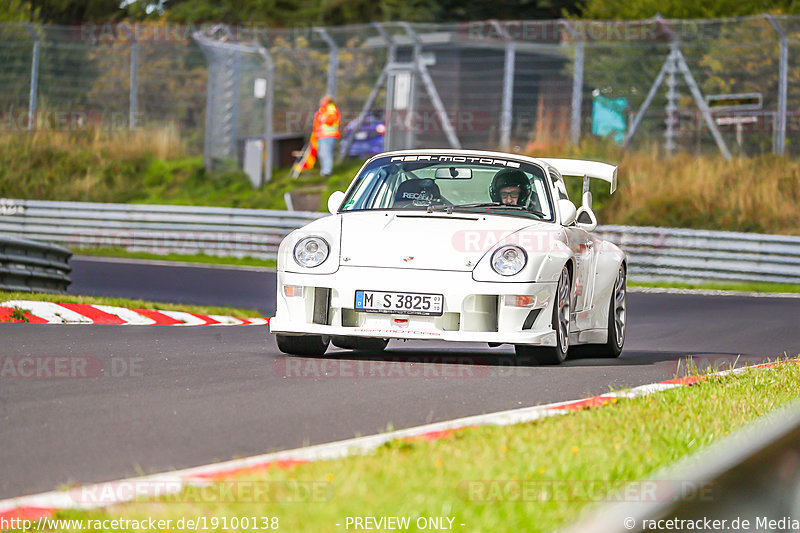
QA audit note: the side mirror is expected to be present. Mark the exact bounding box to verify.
[327,191,346,214]
[558,199,577,226]
[575,206,598,232]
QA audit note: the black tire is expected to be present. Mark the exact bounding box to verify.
[595,266,626,358]
[515,266,571,366]
[331,336,389,352]
[276,334,330,357]
[568,265,626,359]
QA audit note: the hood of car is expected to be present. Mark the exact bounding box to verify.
[339,211,552,271]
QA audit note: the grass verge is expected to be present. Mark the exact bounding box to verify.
[629,280,800,294]
[0,127,365,211]
[45,359,800,532]
[73,248,277,269]
[0,290,262,319]
[7,128,800,235]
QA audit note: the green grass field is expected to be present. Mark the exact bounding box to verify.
[0,127,365,212]
[629,280,800,294]
[73,248,277,269]
[36,359,800,533]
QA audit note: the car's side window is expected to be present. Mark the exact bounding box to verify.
[531,178,552,218]
[549,169,569,201]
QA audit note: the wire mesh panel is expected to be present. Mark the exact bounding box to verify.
[777,15,800,157]
[194,27,273,173]
[0,25,35,125]
[0,16,797,165]
[134,40,207,141]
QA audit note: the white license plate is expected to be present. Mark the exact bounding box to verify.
[355,290,443,316]
[354,131,368,140]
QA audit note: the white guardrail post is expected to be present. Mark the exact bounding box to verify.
[2,198,800,284]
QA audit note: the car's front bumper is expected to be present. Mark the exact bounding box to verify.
[269,266,559,346]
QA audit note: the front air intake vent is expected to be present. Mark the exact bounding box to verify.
[312,287,331,325]
[522,309,541,330]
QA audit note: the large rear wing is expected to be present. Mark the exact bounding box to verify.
[540,158,618,194]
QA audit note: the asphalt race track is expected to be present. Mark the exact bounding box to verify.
[2,257,799,499]
[68,256,277,314]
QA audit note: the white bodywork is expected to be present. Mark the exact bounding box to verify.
[269,149,626,348]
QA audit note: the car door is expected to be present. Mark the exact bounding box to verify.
[551,169,596,326]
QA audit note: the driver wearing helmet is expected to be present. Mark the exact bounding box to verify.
[490,168,531,206]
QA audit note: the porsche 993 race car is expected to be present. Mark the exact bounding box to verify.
[269,150,626,365]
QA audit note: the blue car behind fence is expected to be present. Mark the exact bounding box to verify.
[342,112,385,158]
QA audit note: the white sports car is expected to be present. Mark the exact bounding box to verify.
[269,150,626,365]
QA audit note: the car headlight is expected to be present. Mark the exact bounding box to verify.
[293,237,330,268]
[491,245,527,276]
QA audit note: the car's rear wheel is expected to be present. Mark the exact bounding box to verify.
[331,336,389,352]
[567,265,626,359]
[276,334,330,357]
[596,266,626,358]
[515,266,570,366]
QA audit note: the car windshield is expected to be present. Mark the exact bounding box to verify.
[339,155,554,221]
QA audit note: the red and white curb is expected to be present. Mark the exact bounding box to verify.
[0,360,792,521]
[0,300,269,326]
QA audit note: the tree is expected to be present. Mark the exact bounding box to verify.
[579,0,800,19]
[144,0,582,26]
[0,0,35,22]
[431,0,581,21]
[156,0,437,25]
[17,0,123,24]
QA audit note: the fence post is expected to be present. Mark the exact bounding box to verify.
[314,27,338,98]
[664,48,678,155]
[129,39,138,130]
[490,20,515,152]
[23,24,40,132]
[257,47,275,186]
[766,15,788,156]
[571,41,585,145]
[560,22,584,146]
[202,59,216,171]
[230,49,241,157]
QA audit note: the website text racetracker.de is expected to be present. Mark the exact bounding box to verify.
[1,516,280,531]
[640,516,800,531]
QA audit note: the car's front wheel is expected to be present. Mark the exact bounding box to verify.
[515,266,571,366]
[276,334,330,357]
[331,336,389,352]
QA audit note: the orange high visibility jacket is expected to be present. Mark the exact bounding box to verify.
[313,102,341,139]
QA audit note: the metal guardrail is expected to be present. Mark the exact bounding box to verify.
[0,234,72,293]
[596,225,800,284]
[2,198,799,284]
[0,198,324,260]
[564,396,800,533]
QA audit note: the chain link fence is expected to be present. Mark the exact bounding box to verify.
[1,15,799,174]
